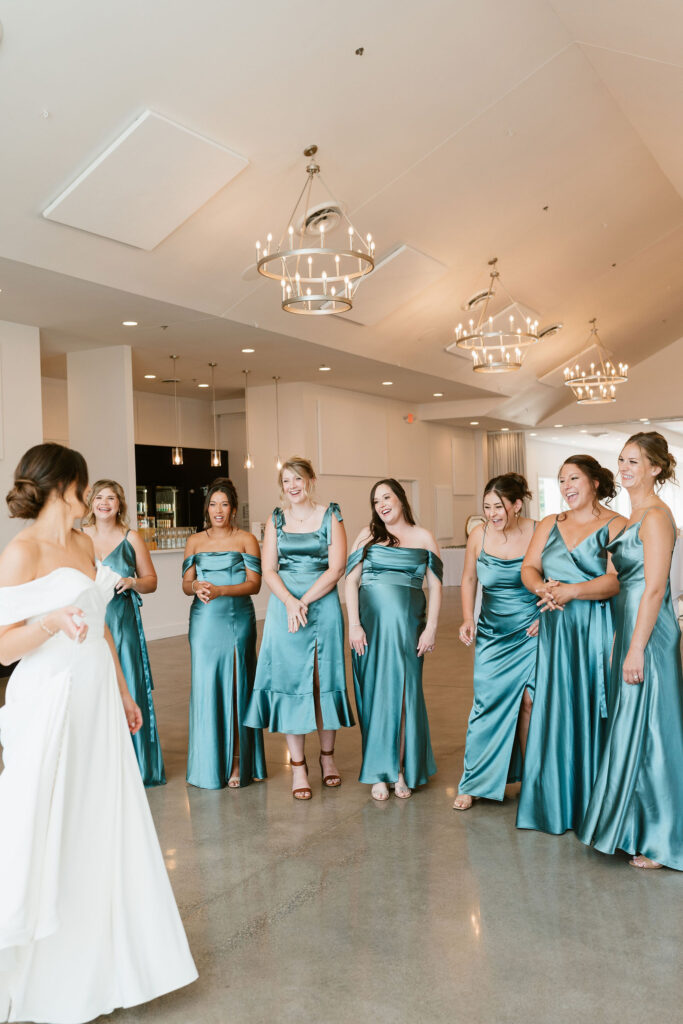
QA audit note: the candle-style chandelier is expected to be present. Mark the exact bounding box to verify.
[255,145,375,315]
[563,319,628,404]
[445,258,545,373]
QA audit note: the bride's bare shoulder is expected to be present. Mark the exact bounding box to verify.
[0,534,40,585]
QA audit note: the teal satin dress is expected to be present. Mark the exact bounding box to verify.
[516,519,616,834]
[245,504,354,735]
[346,545,443,789]
[579,510,683,869]
[183,550,267,789]
[458,531,539,800]
[103,534,166,787]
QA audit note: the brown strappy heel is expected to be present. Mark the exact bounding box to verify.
[290,758,312,800]
[319,748,341,787]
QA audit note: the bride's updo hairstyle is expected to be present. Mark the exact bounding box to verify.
[7,443,89,520]
[625,431,677,486]
[557,454,616,520]
[278,456,316,503]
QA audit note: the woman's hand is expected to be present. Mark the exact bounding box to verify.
[285,595,308,633]
[349,623,368,656]
[44,606,88,643]
[193,581,215,604]
[459,619,476,646]
[417,625,437,657]
[535,580,567,612]
[526,618,540,638]
[121,690,143,733]
[622,645,645,685]
[115,576,136,594]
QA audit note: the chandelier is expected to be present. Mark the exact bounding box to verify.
[563,319,628,404]
[445,258,544,372]
[255,146,375,315]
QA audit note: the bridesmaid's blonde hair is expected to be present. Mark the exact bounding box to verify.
[82,479,130,528]
[278,457,316,504]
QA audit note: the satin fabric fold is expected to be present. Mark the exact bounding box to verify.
[516,521,615,835]
[245,504,355,735]
[183,550,266,788]
[346,546,442,789]
[579,513,683,869]
[103,536,166,787]
[458,546,538,800]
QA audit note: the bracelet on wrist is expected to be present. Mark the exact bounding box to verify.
[39,617,58,637]
[191,580,198,593]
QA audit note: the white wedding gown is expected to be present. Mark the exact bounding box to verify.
[0,565,197,1023]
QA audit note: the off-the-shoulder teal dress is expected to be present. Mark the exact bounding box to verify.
[183,549,266,788]
[579,509,683,869]
[346,544,443,789]
[245,503,354,735]
[516,518,617,834]
[458,528,539,800]
[103,533,166,787]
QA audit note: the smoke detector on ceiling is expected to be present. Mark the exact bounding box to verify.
[298,201,343,238]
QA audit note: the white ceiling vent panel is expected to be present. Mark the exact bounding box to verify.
[43,110,248,250]
[342,245,447,326]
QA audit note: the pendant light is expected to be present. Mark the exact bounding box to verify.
[243,369,254,470]
[273,375,283,471]
[209,362,222,467]
[169,355,183,465]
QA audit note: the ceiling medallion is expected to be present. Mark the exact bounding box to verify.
[563,318,628,404]
[255,146,375,315]
[446,258,545,373]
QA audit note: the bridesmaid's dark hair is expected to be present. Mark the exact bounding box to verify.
[558,455,616,520]
[7,443,89,520]
[625,432,677,486]
[203,477,239,528]
[364,479,416,556]
[484,473,531,508]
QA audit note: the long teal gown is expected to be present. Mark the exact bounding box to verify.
[458,529,539,800]
[516,518,616,834]
[103,533,166,787]
[183,550,267,788]
[245,503,354,735]
[346,545,443,789]
[578,510,683,869]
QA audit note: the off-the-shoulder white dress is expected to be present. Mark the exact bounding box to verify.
[0,565,197,1023]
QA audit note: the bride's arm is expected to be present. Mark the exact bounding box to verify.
[0,541,87,664]
[104,625,143,734]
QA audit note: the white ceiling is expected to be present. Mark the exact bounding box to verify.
[0,0,681,426]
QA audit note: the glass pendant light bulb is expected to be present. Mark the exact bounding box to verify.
[172,446,183,466]
[210,450,221,467]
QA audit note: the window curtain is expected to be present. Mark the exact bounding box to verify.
[487,431,527,479]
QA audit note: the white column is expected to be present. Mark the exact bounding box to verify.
[67,346,136,506]
[0,321,43,547]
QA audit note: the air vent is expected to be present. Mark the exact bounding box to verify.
[298,202,343,237]
[538,323,563,338]
[462,288,493,312]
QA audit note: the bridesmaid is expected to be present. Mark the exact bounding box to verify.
[182,478,266,789]
[83,479,165,787]
[244,457,353,800]
[345,479,442,801]
[454,473,539,811]
[579,432,683,870]
[516,455,626,835]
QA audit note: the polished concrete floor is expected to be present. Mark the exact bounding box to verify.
[4,590,683,1023]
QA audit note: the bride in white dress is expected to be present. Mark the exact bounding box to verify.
[0,444,197,1023]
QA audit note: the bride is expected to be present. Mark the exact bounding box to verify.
[0,443,197,1023]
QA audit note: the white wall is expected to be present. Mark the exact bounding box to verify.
[0,322,43,547]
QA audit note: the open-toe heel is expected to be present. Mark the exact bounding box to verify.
[291,758,312,801]
[319,748,341,788]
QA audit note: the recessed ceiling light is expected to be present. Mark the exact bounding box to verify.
[144,374,156,379]
[501,427,509,432]
[318,365,332,372]
[529,432,537,436]
[382,381,393,386]
[433,392,443,397]
[198,383,209,388]
[639,417,650,423]
[553,423,563,428]
[580,429,588,433]
[242,347,255,353]
[122,320,138,327]
[470,421,479,426]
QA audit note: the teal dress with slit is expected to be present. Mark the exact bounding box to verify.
[245,503,354,735]
[346,545,443,789]
[458,528,539,800]
[183,549,266,788]
[103,533,166,787]
[516,518,616,834]
[579,510,683,869]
